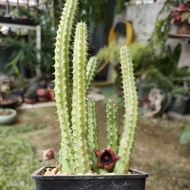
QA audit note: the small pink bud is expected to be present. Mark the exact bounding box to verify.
[43,148,55,161]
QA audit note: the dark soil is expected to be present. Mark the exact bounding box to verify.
[17,101,190,190]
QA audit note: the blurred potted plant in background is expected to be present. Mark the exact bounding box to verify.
[23,87,37,104]
[47,82,55,101]
[36,88,49,102]
[0,108,17,125]
[0,38,39,78]
[170,1,190,34]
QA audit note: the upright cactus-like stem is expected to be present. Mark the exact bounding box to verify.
[54,0,78,173]
[54,0,138,175]
[106,98,119,154]
[71,22,91,174]
[86,57,98,93]
[87,98,99,171]
[114,46,138,174]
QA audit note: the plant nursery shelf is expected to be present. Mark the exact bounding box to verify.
[169,33,190,39]
[0,17,37,26]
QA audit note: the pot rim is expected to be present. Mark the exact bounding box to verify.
[32,166,149,181]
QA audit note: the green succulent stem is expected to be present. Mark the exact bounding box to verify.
[87,98,99,171]
[54,0,138,175]
[106,98,119,154]
[71,22,91,174]
[54,0,78,174]
[114,46,138,174]
[86,57,98,93]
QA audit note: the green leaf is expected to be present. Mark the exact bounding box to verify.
[180,126,190,144]
[181,12,190,22]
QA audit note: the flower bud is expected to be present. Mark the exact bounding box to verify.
[43,148,55,161]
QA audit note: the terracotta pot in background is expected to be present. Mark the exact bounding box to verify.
[37,89,49,102]
[177,22,190,34]
[47,88,55,101]
[23,97,37,104]
[47,82,55,101]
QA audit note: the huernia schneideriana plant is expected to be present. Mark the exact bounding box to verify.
[47,0,138,175]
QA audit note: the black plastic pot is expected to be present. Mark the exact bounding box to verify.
[169,94,190,115]
[32,167,148,190]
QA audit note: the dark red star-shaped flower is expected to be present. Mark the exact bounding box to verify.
[94,148,121,170]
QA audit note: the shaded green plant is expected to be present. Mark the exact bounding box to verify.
[0,38,39,78]
[97,43,122,64]
[133,42,190,93]
[24,87,37,98]
[76,0,126,26]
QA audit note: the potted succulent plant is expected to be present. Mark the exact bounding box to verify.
[170,2,190,34]
[23,87,37,104]
[47,82,55,101]
[37,88,49,102]
[0,93,19,109]
[0,108,17,125]
[32,0,148,189]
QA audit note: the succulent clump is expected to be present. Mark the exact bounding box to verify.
[50,0,138,175]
